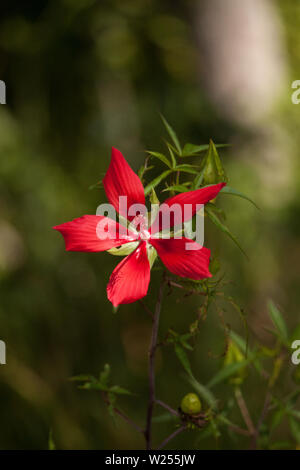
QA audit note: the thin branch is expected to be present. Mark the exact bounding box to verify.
[156,425,186,450]
[229,424,251,437]
[102,393,143,434]
[155,399,180,417]
[113,407,144,434]
[234,387,256,436]
[138,299,154,320]
[251,390,272,449]
[144,273,166,450]
[167,279,206,296]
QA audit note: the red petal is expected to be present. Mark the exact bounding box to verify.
[150,237,211,280]
[53,215,137,252]
[107,241,150,306]
[150,183,226,233]
[103,147,145,220]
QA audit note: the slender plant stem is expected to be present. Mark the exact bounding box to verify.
[138,299,154,319]
[251,389,272,449]
[229,424,251,437]
[155,399,180,417]
[102,393,143,434]
[234,387,255,436]
[144,273,166,450]
[156,425,186,450]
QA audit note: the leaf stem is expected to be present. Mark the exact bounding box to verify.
[155,399,180,417]
[156,425,186,450]
[234,387,255,436]
[102,393,143,434]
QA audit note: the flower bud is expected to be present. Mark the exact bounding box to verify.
[181,393,202,415]
[224,339,247,385]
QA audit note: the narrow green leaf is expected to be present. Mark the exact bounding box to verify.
[149,187,160,205]
[147,151,172,168]
[229,331,248,356]
[69,374,96,382]
[138,164,154,180]
[144,170,172,196]
[268,300,288,343]
[152,413,176,423]
[175,344,193,377]
[181,143,229,157]
[186,375,218,410]
[162,184,190,193]
[193,168,205,189]
[206,206,248,259]
[48,430,56,450]
[175,164,199,174]
[206,360,250,389]
[89,181,102,191]
[166,143,177,168]
[99,364,111,387]
[109,385,132,395]
[160,115,182,155]
[270,408,286,432]
[289,417,300,444]
[79,382,108,391]
[220,186,259,209]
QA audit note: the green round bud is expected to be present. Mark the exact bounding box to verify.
[181,393,202,415]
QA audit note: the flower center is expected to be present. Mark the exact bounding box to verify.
[129,214,150,241]
[138,229,151,241]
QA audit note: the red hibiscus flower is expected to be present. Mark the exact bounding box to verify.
[53,148,225,306]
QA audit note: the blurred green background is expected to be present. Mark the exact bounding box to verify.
[0,0,299,449]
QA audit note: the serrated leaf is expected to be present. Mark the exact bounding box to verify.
[147,151,172,168]
[205,206,248,259]
[160,115,181,155]
[220,186,259,209]
[268,300,288,343]
[144,170,172,196]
